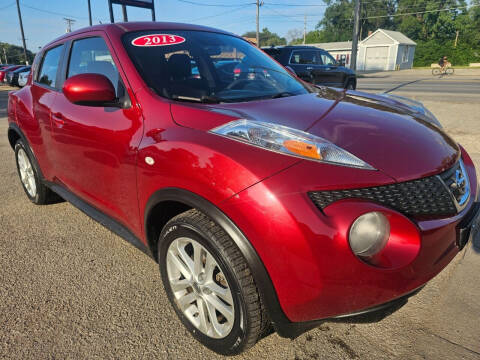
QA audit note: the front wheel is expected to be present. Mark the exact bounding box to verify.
[446,67,454,75]
[14,139,57,204]
[158,209,268,355]
[432,68,441,76]
[345,79,356,90]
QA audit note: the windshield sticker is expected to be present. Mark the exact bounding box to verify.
[131,34,186,47]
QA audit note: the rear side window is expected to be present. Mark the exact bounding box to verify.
[290,50,318,65]
[263,48,282,61]
[67,37,120,94]
[320,51,336,66]
[37,45,64,89]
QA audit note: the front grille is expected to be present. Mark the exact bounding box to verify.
[309,168,460,218]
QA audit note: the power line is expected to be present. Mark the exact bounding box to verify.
[0,1,15,10]
[188,4,254,22]
[262,5,305,23]
[176,0,254,7]
[21,3,88,20]
[361,4,478,19]
[265,2,328,7]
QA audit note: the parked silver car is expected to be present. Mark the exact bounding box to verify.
[17,70,29,87]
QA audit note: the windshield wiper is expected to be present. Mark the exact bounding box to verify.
[171,94,221,104]
[270,92,296,99]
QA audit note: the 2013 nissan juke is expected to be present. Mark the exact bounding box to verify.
[7,22,480,355]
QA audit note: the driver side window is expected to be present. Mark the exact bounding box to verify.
[67,37,121,95]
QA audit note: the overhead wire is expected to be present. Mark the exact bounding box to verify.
[20,2,88,20]
[0,1,15,10]
[175,0,255,7]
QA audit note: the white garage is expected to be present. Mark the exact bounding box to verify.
[357,29,416,71]
[364,46,389,70]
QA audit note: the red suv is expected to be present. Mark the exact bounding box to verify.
[7,23,480,355]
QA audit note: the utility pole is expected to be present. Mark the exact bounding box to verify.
[64,18,76,33]
[15,0,28,65]
[303,14,307,44]
[151,0,156,21]
[454,30,459,48]
[122,5,128,22]
[350,0,361,71]
[87,0,92,26]
[256,0,260,47]
[108,0,114,23]
[3,47,8,64]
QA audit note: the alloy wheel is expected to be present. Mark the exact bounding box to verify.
[166,237,235,339]
[17,148,37,198]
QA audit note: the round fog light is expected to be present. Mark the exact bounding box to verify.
[349,212,390,257]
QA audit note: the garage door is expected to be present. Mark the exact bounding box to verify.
[365,46,388,70]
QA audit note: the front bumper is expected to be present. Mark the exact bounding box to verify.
[220,148,478,331]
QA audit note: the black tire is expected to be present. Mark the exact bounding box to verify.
[446,67,454,75]
[432,68,441,76]
[14,139,57,205]
[345,79,356,90]
[158,209,268,355]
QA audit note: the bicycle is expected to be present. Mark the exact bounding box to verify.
[432,65,454,76]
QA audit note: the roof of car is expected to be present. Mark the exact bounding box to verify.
[43,21,238,49]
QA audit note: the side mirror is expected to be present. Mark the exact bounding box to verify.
[63,73,118,107]
[285,66,296,76]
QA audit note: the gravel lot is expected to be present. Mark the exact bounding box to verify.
[1,75,479,359]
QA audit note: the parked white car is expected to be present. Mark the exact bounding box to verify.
[18,71,29,87]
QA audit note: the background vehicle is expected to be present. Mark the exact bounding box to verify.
[6,66,30,86]
[0,65,23,82]
[17,70,29,87]
[263,45,357,89]
[7,23,479,355]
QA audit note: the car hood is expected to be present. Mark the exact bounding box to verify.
[171,88,459,182]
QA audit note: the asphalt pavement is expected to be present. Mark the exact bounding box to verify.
[357,69,480,102]
[1,72,480,360]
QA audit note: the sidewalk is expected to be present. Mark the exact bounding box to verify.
[358,68,480,78]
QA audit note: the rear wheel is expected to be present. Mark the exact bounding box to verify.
[432,68,441,76]
[446,67,454,75]
[158,209,268,355]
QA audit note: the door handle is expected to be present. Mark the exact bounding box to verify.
[51,112,64,126]
[306,67,314,70]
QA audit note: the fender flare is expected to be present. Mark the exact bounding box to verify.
[143,187,307,337]
[8,123,45,180]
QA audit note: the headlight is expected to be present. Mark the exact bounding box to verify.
[349,212,390,257]
[210,120,374,169]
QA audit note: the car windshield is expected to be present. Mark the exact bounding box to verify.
[123,30,312,103]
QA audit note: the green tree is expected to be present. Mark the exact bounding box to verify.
[290,30,323,45]
[0,42,34,64]
[289,0,480,65]
[242,28,287,47]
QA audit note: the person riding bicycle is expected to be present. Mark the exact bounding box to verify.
[438,56,449,73]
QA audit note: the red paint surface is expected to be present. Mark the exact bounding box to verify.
[7,22,478,324]
[63,73,116,104]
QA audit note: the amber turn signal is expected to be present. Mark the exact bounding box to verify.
[283,140,321,160]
